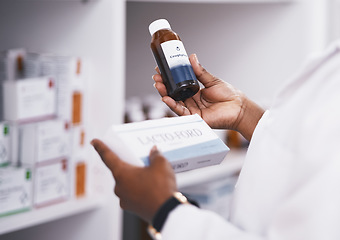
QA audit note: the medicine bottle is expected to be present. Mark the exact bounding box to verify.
[149,19,199,101]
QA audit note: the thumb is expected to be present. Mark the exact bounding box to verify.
[148,145,168,168]
[189,53,220,88]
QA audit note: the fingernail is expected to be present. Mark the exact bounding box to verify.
[152,75,156,81]
[90,140,94,146]
[193,54,199,64]
[150,145,158,153]
[153,82,156,88]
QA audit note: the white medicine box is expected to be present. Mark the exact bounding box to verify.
[70,126,88,198]
[3,77,56,122]
[0,166,32,217]
[19,119,71,165]
[0,48,26,81]
[34,159,69,207]
[0,122,10,166]
[104,114,230,173]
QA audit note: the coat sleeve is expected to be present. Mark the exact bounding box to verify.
[161,204,264,240]
[161,42,340,240]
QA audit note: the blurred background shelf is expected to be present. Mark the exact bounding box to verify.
[0,197,103,235]
[0,0,124,239]
[1,0,339,240]
[127,0,292,3]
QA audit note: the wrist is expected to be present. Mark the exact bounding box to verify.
[235,95,265,141]
[148,192,199,239]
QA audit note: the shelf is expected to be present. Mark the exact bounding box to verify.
[127,0,291,3]
[0,196,103,235]
[176,149,246,189]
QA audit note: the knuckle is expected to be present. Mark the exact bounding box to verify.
[197,65,208,79]
[119,200,126,210]
[114,170,123,180]
[114,185,121,197]
[151,155,169,168]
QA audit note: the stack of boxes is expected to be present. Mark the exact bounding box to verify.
[0,49,89,217]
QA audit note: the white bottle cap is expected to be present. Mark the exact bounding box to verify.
[149,19,171,36]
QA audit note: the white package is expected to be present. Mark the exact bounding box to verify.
[39,54,86,124]
[0,122,10,166]
[34,159,69,207]
[104,114,229,173]
[0,166,32,217]
[69,125,88,198]
[0,48,26,81]
[3,77,56,122]
[19,119,71,165]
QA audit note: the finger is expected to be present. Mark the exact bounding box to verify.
[155,66,161,74]
[91,138,125,174]
[162,96,190,116]
[152,73,163,83]
[152,74,168,97]
[149,146,168,168]
[154,82,168,97]
[189,54,221,88]
[183,97,202,115]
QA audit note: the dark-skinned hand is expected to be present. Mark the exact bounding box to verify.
[91,138,177,223]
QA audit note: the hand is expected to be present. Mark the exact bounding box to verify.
[153,54,264,141]
[91,139,177,222]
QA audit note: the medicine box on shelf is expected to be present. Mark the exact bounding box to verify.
[3,77,56,123]
[0,122,10,166]
[18,119,71,165]
[70,126,88,198]
[0,165,32,217]
[33,159,69,208]
[0,49,25,82]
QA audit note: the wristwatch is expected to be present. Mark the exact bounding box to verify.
[147,192,189,240]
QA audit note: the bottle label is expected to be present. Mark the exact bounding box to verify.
[161,40,196,84]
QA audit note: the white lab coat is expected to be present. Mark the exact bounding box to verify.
[161,40,340,239]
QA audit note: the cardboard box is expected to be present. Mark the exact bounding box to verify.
[104,114,230,173]
[0,166,32,217]
[19,119,71,165]
[22,52,87,124]
[70,126,88,198]
[0,122,10,166]
[0,49,26,121]
[38,54,86,124]
[0,49,26,81]
[34,159,69,207]
[3,77,56,122]
[75,162,86,198]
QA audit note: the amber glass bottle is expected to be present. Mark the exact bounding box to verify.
[149,19,199,101]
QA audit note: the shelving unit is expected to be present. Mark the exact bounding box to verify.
[0,0,125,240]
[0,0,335,239]
[127,0,291,2]
[0,197,103,235]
